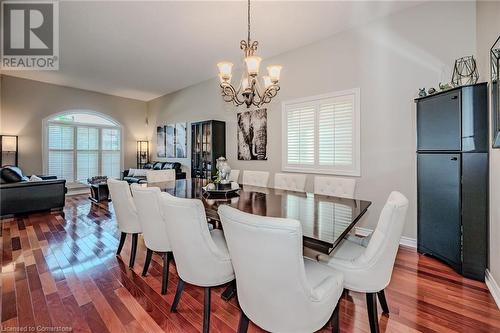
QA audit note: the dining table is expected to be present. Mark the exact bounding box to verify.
[148,178,372,255]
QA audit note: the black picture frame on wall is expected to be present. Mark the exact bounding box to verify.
[491,35,500,148]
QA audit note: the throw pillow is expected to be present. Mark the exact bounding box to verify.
[29,175,43,182]
[129,168,146,177]
[0,166,24,183]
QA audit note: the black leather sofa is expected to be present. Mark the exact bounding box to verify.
[122,161,186,183]
[0,166,67,217]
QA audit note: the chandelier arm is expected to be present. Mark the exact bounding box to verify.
[221,83,245,106]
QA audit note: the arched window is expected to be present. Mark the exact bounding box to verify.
[43,111,122,185]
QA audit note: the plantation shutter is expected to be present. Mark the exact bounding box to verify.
[286,103,315,165]
[283,89,359,175]
[102,128,121,179]
[318,95,354,168]
[48,124,74,181]
[76,127,99,182]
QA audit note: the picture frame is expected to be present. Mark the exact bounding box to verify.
[492,36,500,148]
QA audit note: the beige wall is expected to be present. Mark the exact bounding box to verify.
[476,1,500,286]
[148,1,477,239]
[0,75,148,176]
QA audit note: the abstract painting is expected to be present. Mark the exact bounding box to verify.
[156,126,166,157]
[237,108,267,160]
[166,124,175,158]
[175,123,187,158]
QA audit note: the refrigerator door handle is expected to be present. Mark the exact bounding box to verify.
[451,157,458,161]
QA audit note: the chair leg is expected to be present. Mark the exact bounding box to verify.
[237,309,250,333]
[221,279,236,301]
[203,287,211,333]
[377,289,389,315]
[331,302,340,333]
[142,248,153,277]
[116,232,127,255]
[129,233,138,268]
[161,252,172,295]
[170,279,185,312]
[366,293,380,333]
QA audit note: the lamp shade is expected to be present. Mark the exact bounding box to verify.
[2,136,17,152]
[217,62,233,81]
[245,56,262,76]
[267,65,282,82]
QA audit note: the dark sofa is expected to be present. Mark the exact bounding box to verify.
[0,166,67,217]
[122,161,186,183]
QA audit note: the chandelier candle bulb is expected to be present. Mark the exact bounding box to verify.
[263,76,272,89]
[267,65,282,82]
[217,62,233,80]
[245,56,262,76]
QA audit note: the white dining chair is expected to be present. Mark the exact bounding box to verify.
[107,179,142,268]
[218,205,344,333]
[318,191,409,333]
[274,173,307,192]
[130,185,173,294]
[159,193,235,333]
[146,169,176,183]
[314,176,356,198]
[229,169,240,183]
[242,170,269,187]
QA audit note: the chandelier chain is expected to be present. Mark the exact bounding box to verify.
[247,0,251,44]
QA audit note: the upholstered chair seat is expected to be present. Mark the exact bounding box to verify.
[229,169,240,183]
[159,193,235,333]
[242,170,270,187]
[107,179,142,268]
[130,185,173,294]
[314,176,356,198]
[218,205,344,333]
[274,173,307,192]
[318,191,409,333]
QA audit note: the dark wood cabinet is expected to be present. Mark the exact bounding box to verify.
[191,120,226,179]
[416,83,488,281]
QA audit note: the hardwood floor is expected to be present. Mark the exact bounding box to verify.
[1,194,499,333]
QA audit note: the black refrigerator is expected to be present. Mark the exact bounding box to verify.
[416,82,488,281]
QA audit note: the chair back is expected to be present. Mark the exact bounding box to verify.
[130,185,170,252]
[355,191,409,290]
[107,179,141,234]
[219,205,331,332]
[159,193,234,286]
[146,169,175,183]
[314,176,356,198]
[242,170,269,187]
[274,173,306,192]
[229,169,240,183]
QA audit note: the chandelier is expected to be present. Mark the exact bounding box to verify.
[217,0,282,108]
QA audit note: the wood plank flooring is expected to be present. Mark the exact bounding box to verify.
[0,194,499,332]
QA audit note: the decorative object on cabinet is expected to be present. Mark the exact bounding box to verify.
[137,141,149,169]
[216,0,282,108]
[439,82,453,91]
[156,126,166,158]
[451,56,479,87]
[416,82,488,281]
[491,35,500,148]
[0,135,18,167]
[427,87,436,95]
[191,120,226,179]
[237,108,267,160]
[418,88,427,97]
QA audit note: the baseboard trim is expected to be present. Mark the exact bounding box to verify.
[485,269,500,310]
[355,227,417,249]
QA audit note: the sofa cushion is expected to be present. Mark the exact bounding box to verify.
[162,162,181,171]
[128,168,147,177]
[152,162,164,170]
[143,162,154,169]
[0,166,26,183]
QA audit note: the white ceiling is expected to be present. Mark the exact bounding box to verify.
[1,1,424,101]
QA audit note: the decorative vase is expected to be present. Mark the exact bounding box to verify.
[216,157,231,184]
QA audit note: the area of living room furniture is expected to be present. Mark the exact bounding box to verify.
[122,161,186,184]
[0,166,67,217]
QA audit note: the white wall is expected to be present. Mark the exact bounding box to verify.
[0,75,149,176]
[148,1,477,239]
[476,1,500,287]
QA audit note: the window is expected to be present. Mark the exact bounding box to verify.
[44,112,122,185]
[282,89,360,176]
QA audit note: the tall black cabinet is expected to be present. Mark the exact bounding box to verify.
[191,120,226,179]
[416,82,488,281]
